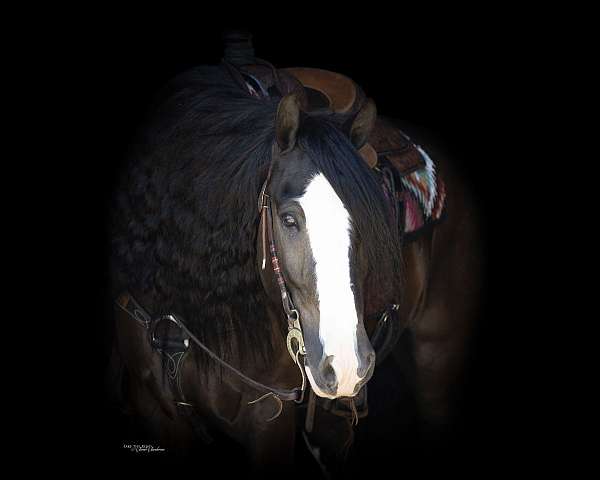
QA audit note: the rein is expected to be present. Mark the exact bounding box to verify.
[116,290,304,422]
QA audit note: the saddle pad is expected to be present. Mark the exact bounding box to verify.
[397,145,446,237]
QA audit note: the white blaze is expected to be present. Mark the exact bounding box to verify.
[298,173,361,397]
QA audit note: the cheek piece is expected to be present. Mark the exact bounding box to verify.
[258,167,308,379]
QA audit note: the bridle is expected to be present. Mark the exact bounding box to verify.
[258,158,307,365]
[116,152,408,427]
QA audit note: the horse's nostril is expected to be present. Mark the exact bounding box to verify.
[367,351,376,366]
[358,351,376,378]
[319,355,336,388]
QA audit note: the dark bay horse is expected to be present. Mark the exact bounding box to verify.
[107,36,481,475]
[108,61,404,470]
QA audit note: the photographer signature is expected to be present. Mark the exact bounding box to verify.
[123,443,165,453]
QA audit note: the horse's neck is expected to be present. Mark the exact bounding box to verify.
[129,285,296,385]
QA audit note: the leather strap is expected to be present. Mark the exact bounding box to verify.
[117,292,303,403]
[370,304,406,366]
[168,311,303,402]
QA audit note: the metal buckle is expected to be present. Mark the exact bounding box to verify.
[258,179,270,212]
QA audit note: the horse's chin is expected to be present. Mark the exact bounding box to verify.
[305,365,357,400]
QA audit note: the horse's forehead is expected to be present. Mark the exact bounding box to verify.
[272,151,318,198]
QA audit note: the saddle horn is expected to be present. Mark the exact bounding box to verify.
[283,67,358,114]
[284,67,378,168]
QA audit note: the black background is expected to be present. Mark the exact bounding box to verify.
[62,12,566,476]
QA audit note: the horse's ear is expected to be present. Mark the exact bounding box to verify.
[349,98,377,150]
[276,93,301,154]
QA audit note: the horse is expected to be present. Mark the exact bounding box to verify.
[108,59,405,472]
[107,30,482,474]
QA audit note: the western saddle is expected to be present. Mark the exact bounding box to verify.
[222,31,425,175]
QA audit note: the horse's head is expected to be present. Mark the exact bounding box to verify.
[259,93,386,399]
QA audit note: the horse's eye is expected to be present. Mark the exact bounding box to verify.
[281,213,298,228]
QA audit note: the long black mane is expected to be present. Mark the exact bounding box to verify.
[111,64,402,370]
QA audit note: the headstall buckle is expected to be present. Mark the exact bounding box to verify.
[258,180,270,213]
